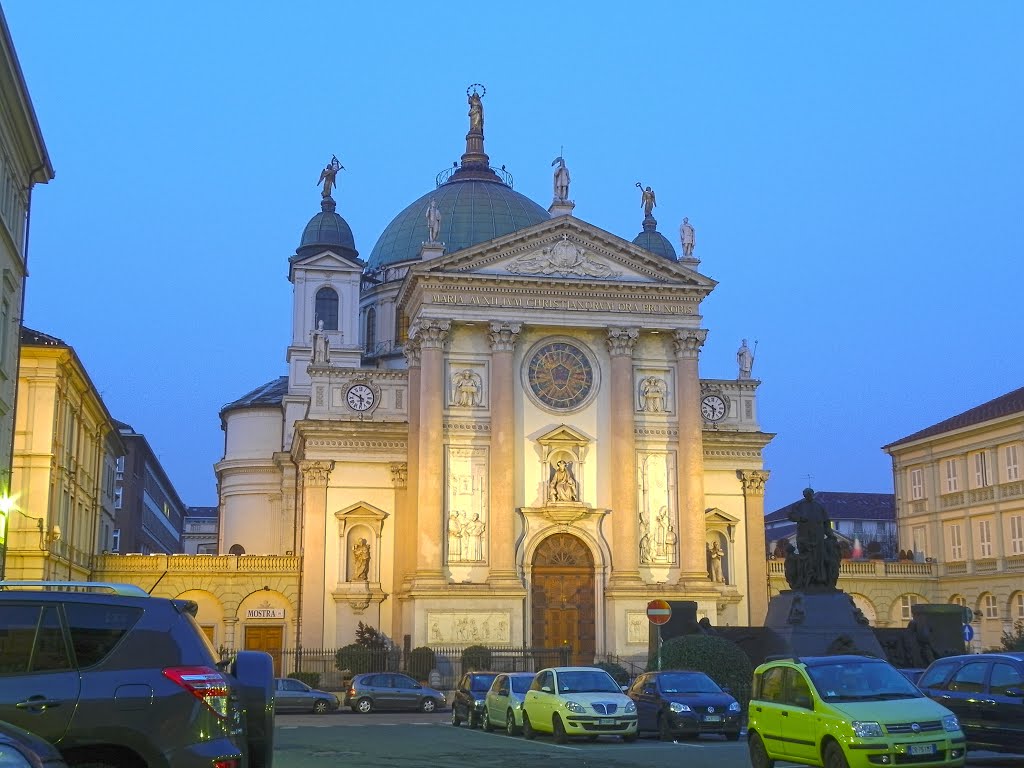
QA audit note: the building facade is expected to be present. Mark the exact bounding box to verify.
[214,91,774,659]
[0,7,53,577]
[6,328,122,580]
[182,505,218,554]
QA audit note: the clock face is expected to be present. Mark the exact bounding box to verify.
[701,394,727,422]
[526,341,595,411]
[346,384,375,412]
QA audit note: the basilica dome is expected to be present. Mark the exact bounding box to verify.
[297,197,357,260]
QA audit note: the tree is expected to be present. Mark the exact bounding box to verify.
[1000,620,1024,652]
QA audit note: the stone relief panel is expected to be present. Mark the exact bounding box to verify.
[446,446,488,564]
[446,360,487,409]
[427,611,511,645]
[634,367,673,413]
[637,452,678,565]
[627,610,648,644]
[505,235,621,279]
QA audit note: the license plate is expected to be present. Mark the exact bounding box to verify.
[909,744,937,756]
[704,715,721,722]
[599,718,615,725]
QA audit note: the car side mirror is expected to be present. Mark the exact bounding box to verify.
[413,683,422,689]
[541,686,552,694]
[621,685,629,693]
[721,686,732,694]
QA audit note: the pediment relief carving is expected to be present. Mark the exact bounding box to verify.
[505,235,621,280]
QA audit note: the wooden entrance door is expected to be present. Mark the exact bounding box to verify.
[531,534,595,665]
[244,625,283,676]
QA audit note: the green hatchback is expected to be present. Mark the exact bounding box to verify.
[747,655,966,768]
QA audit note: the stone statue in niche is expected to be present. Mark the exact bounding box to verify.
[452,369,482,407]
[548,460,579,502]
[462,513,486,561]
[708,540,726,583]
[311,320,329,364]
[351,537,371,581]
[447,510,463,563]
[639,376,666,412]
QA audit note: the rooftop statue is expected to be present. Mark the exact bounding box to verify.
[468,86,484,133]
[551,156,571,201]
[679,216,695,258]
[636,182,656,216]
[425,198,442,244]
[317,155,343,199]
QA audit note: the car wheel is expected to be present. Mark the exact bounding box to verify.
[725,729,741,741]
[469,711,481,729]
[506,709,519,736]
[482,710,494,731]
[658,713,673,742]
[355,697,373,714]
[553,714,568,744]
[522,713,536,740]
[420,697,438,713]
[451,706,462,726]
[824,742,850,768]
[313,699,330,714]
[748,732,775,768]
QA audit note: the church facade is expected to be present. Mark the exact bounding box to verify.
[215,90,773,659]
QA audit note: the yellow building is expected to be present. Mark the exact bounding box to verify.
[0,7,53,575]
[6,328,122,580]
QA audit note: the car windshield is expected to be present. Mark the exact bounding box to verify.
[658,672,721,694]
[510,676,534,695]
[808,661,923,702]
[557,670,620,694]
[471,674,498,692]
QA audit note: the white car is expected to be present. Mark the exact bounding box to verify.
[521,666,638,743]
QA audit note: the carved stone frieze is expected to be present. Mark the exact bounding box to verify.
[505,235,621,279]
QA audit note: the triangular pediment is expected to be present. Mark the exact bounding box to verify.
[705,507,741,526]
[411,216,714,289]
[290,249,364,272]
[536,424,592,448]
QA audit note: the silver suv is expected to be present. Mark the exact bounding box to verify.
[0,581,275,768]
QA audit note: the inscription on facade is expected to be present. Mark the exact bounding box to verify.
[247,608,285,619]
[428,293,694,315]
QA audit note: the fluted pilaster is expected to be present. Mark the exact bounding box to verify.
[607,327,641,585]
[487,321,522,584]
[673,329,709,583]
[299,460,334,646]
[413,320,449,583]
[740,469,771,624]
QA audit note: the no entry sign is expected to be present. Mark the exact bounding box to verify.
[647,599,672,625]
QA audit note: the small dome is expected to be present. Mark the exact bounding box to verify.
[366,177,549,271]
[298,197,357,258]
[631,215,677,260]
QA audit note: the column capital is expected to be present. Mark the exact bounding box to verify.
[487,321,522,352]
[672,328,709,359]
[390,462,408,489]
[300,460,334,487]
[403,336,421,368]
[411,319,450,350]
[739,469,770,496]
[606,327,639,357]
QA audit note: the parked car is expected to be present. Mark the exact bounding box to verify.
[0,580,275,768]
[451,671,500,728]
[747,654,966,768]
[916,651,1024,754]
[482,672,536,735]
[274,678,340,714]
[627,669,741,740]
[344,672,445,713]
[0,720,68,768]
[521,666,638,743]
[898,668,927,685]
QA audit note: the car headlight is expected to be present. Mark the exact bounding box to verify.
[728,702,741,712]
[852,721,884,738]
[474,699,486,709]
[563,700,586,714]
[669,702,693,713]
[624,700,636,713]
[943,714,961,732]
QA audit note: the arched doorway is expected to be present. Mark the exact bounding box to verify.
[531,533,595,665]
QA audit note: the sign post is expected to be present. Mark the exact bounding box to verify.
[962,623,974,644]
[647,599,672,671]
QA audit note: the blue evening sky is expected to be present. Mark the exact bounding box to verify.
[4,2,1022,513]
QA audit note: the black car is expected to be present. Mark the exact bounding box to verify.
[917,651,1024,754]
[627,669,742,740]
[0,720,68,768]
[451,671,500,728]
[0,581,275,768]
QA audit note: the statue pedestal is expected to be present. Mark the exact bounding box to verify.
[764,589,885,659]
[419,242,445,260]
[548,199,575,217]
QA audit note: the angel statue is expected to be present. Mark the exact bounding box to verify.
[636,182,656,216]
[318,155,344,198]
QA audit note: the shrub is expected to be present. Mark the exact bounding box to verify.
[594,661,630,686]
[335,642,388,674]
[461,645,492,671]
[1001,620,1024,652]
[406,646,436,680]
[288,671,321,689]
[650,634,753,710]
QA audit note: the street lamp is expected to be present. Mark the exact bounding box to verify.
[0,494,13,581]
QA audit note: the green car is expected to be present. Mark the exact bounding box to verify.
[521,666,638,743]
[747,655,967,768]
[482,672,536,735]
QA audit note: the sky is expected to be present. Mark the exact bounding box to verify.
[4,2,1022,513]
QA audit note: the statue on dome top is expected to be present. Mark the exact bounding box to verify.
[317,155,343,199]
[468,89,484,133]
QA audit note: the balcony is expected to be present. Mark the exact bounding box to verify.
[767,559,937,579]
[92,553,299,574]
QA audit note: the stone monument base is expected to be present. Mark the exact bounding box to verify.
[764,589,885,659]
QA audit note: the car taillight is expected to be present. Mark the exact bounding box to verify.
[163,666,231,719]
[213,761,240,768]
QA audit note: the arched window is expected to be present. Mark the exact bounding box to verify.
[365,308,377,353]
[228,544,245,556]
[315,287,339,330]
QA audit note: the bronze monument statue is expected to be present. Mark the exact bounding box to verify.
[636,182,656,216]
[784,488,841,590]
[317,155,343,199]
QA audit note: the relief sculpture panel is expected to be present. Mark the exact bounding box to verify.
[427,611,510,644]
[637,452,678,565]
[446,446,488,564]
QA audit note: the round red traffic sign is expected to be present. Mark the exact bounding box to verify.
[647,599,672,625]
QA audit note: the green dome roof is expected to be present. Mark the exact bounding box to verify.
[631,215,677,260]
[366,177,549,271]
[298,197,357,259]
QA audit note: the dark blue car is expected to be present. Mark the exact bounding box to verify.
[627,670,742,740]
